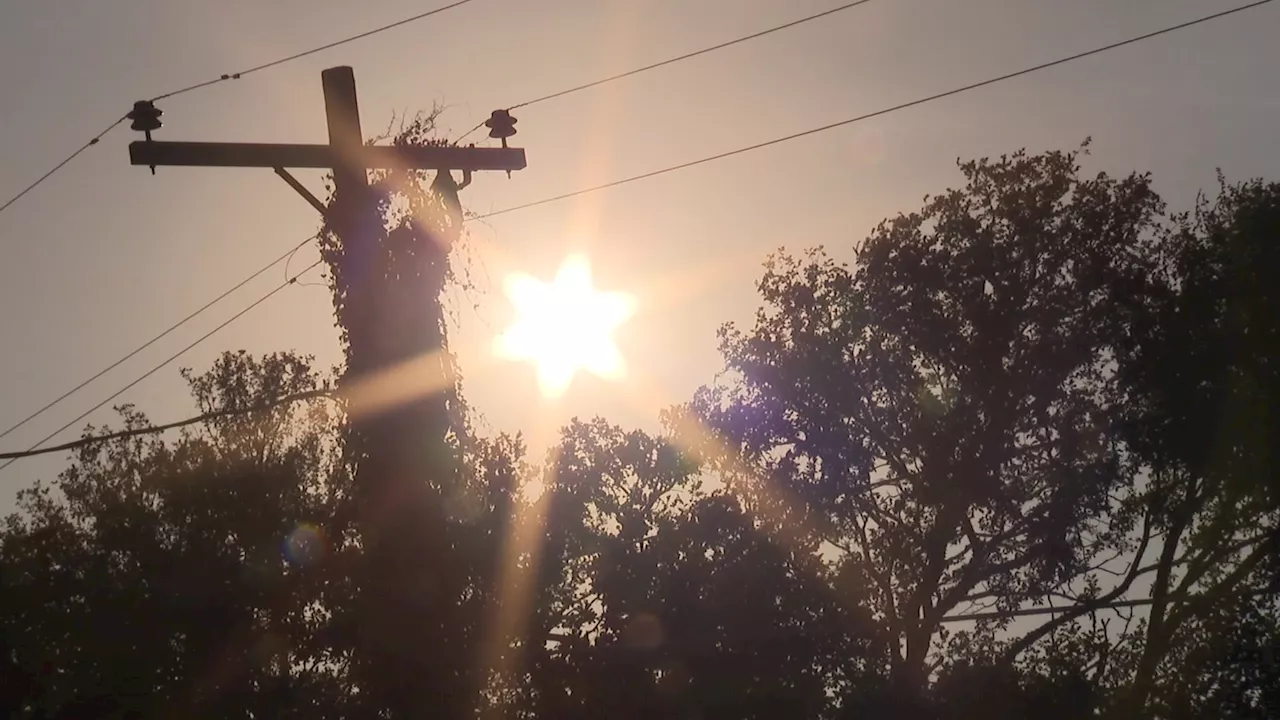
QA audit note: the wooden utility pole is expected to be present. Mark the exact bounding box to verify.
[128,67,525,718]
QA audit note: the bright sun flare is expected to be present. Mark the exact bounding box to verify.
[494,255,636,398]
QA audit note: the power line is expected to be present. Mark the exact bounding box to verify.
[0,235,318,445]
[0,388,334,461]
[8,1,877,454]
[1,1,480,218]
[151,0,482,101]
[943,596,1162,624]
[5,1,1269,464]
[0,258,323,473]
[0,116,126,219]
[3,0,479,440]
[940,587,1273,623]
[513,0,874,112]
[472,0,1275,220]
[452,0,875,144]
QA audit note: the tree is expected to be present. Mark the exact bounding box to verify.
[686,144,1171,712]
[1110,176,1280,717]
[0,352,529,720]
[0,351,356,719]
[516,418,879,720]
[7,136,1278,720]
[1,112,531,720]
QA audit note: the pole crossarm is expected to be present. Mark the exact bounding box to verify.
[129,141,526,172]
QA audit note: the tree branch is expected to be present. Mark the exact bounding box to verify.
[1164,525,1280,635]
[995,501,1154,665]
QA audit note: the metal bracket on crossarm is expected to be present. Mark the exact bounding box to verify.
[273,167,330,218]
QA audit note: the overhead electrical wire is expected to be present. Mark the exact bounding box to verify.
[2,0,483,443]
[472,0,1275,220]
[0,0,1272,637]
[0,0,481,218]
[0,235,318,445]
[0,388,335,461]
[150,0,481,101]
[0,259,324,473]
[4,1,881,449]
[511,0,876,111]
[0,116,127,218]
[0,403,1272,632]
[1,0,1271,467]
[453,0,876,143]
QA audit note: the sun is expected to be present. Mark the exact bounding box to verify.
[494,254,636,398]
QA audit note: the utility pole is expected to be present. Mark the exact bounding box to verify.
[127,67,525,718]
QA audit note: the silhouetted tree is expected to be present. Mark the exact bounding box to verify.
[0,111,531,720]
[0,347,528,720]
[686,145,1166,714]
[516,419,880,720]
[0,352,356,719]
[1109,176,1280,718]
[5,141,1278,720]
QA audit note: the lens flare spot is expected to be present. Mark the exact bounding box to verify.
[284,523,326,568]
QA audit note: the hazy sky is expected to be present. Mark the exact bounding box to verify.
[2,0,1278,510]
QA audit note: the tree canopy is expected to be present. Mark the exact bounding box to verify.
[2,143,1276,719]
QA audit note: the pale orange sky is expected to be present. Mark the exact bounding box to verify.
[2,0,1279,510]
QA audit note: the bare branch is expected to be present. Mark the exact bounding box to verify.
[994,501,1154,664]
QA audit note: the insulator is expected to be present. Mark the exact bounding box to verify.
[484,109,517,140]
[127,100,163,134]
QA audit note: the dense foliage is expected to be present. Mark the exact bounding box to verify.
[2,145,1276,719]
